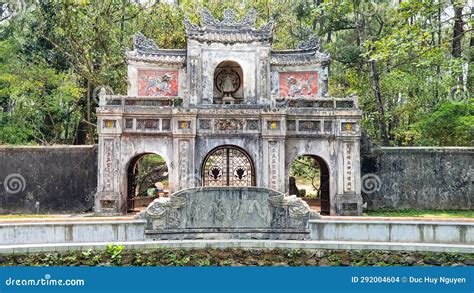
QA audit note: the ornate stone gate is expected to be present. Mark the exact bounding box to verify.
[95,8,362,217]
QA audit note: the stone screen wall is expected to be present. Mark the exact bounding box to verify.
[1,145,472,214]
[361,147,473,210]
[0,146,97,214]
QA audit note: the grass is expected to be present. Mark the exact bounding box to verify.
[364,209,474,218]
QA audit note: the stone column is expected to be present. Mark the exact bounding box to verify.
[257,48,271,103]
[333,124,363,216]
[171,109,197,192]
[186,41,203,105]
[261,111,286,192]
[94,112,124,214]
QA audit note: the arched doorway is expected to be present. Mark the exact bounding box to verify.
[202,145,255,187]
[127,153,168,212]
[213,61,243,104]
[289,155,330,215]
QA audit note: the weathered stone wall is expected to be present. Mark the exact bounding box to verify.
[361,147,473,210]
[0,146,97,214]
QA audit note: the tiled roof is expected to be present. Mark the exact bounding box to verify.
[126,49,186,65]
[125,33,186,65]
[185,29,272,43]
[271,49,330,66]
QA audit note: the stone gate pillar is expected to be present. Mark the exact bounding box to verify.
[333,120,363,215]
[262,111,286,192]
[95,112,123,214]
[171,110,197,191]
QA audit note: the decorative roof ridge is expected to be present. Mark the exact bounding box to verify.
[270,37,330,65]
[183,8,275,36]
[201,8,257,30]
[126,48,187,56]
[271,48,321,54]
[272,37,323,54]
[126,32,186,59]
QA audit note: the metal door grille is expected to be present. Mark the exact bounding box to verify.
[202,146,255,187]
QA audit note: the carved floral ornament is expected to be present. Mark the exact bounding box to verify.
[132,32,159,53]
[126,32,186,65]
[200,8,257,29]
[215,119,244,131]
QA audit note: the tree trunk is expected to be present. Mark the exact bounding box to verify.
[452,4,464,58]
[452,3,464,89]
[354,1,389,145]
[74,120,87,145]
[369,60,389,145]
[86,79,94,144]
[467,7,474,94]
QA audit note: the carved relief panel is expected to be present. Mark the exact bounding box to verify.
[343,142,355,193]
[268,141,279,190]
[279,71,318,97]
[178,140,190,189]
[138,70,179,96]
[102,139,119,192]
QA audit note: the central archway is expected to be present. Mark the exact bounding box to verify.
[202,145,255,187]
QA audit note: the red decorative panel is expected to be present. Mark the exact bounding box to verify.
[138,70,179,96]
[279,71,318,97]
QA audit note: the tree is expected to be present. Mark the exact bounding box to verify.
[416,99,474,146]
[0,29,83,144]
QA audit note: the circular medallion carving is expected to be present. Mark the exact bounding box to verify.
[215,69,240,94]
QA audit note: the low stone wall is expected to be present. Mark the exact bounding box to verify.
[0,220,146,245]
[0,145,97,214]
[361,147,473,210]
[309,220,474,245]
[0,219,472,253]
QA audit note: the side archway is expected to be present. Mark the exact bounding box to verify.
[126,153,169,212]
[289,154,330,215]
[202,145,255,187]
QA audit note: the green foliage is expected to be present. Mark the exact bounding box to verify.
[0,38,83,144]
[290,156,321,196]
[106,244,124,265]
[134,154,168,197]
[415,100,474,146]
[166,252,190,266]
[1,248,473,267]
